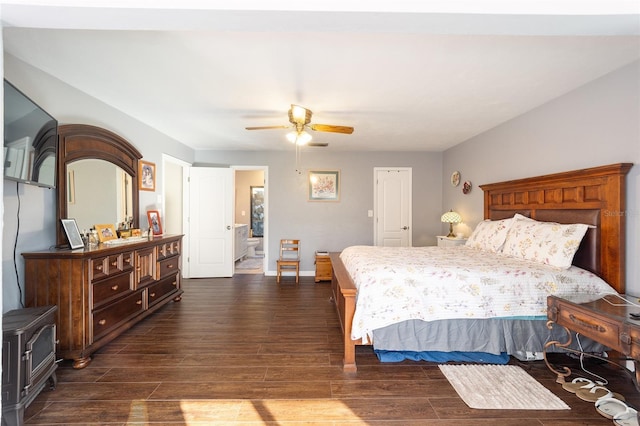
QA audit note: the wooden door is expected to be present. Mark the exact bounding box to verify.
[187,167,234,277]
[374,167,412,247]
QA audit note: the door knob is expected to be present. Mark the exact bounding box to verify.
[226,225,231,230]
[401,226,409,230]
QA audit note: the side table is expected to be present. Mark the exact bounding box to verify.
[436,236,467,247]
[315,252,332,282]
[545,294,640,389]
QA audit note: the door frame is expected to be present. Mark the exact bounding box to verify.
[162,154,192,276]
[232,165,268,274]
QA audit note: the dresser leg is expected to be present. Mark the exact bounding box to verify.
[73,356,92,369]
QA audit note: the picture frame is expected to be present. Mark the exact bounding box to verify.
[147,210,163,235]
[61,218,84,249]
[95,223,118,242]
[139,160,156,191]
[308,170,340,202]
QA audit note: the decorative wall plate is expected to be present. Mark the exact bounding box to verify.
[463,180,472,194]
[451,171,461,187]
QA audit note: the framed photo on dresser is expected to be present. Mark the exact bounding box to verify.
[61,218,84,249]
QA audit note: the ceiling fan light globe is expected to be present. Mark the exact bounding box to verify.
[286,131,298,144]
[297,131,312,145]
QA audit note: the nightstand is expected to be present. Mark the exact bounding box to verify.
[315,252,332,282]
[436,236,467,247]
[546,295,640,389]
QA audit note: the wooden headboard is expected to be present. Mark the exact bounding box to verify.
[480,163,632,294]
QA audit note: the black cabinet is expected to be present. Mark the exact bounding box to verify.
[2,306,58,426]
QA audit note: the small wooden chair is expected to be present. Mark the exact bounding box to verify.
[276,239,300,284]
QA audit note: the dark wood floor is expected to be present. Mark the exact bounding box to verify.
[24,274,639,425]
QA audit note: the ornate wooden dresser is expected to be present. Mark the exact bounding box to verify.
[22,235,183,368]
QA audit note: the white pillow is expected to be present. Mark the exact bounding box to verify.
[501,219,588,269]
[513,213,534,222]
[465,218,513,252]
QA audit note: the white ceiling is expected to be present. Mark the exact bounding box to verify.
[2,1,639,152]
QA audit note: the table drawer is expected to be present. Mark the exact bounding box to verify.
[627,326,640,360]
[554,301,625,353]
[92,273,133,308]
[147,274,179,308]
[92,291,144,341]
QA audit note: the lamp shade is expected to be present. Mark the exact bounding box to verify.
[441,210,462,224]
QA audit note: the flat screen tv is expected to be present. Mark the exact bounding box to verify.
[3,79,58,189]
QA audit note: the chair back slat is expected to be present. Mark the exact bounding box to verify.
[279,239,300,260]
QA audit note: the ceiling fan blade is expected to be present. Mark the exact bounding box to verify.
[308,142,329,147]
[310,124,354,134]
[245,125,289,130]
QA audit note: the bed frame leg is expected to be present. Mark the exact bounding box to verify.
[343,341,357,373]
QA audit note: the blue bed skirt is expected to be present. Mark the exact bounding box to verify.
[374,349,510,364]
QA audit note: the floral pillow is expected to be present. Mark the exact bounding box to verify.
[465,218,513,252]
[501,218,588,269]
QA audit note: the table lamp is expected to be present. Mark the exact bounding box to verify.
[441,210,462,238]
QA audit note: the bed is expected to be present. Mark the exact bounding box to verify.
[330,163,632,372]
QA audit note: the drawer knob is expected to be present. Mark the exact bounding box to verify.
[111,285,119,291]
[172,281,177,286]
[150,292,156,297]
[136,299,142,305]
[98,319,106,326]
[568,314,606,333]
[111,261,118,267]
[95,265,103,271]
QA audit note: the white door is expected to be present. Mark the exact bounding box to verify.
[374,167,412,247]
[188,167,234,277]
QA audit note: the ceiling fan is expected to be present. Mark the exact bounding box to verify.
[245,104,354,146]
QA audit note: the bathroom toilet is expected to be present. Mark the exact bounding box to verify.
[246,237,260,257]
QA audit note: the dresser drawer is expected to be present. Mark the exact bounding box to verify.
[158,240,181,260]
[553,300,625,353]
[158,256,180,280]
[92,291,144,341]
[90,256,109,281]
[92,273,134,308]
[90,252,135,282]
[147,275,180,308]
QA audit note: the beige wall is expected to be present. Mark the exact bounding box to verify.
[234,170,264,226]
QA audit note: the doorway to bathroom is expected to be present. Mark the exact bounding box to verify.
[233,166,267,274]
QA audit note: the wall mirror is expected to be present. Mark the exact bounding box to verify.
[56,124,142,246]
[250,186,264,237]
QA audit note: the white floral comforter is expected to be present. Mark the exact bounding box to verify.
[341,245,617,343]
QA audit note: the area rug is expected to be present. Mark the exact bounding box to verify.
[235,257,263,270]
[439,364,570,410]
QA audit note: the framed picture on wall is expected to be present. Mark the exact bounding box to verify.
[139,160,156,191]
[308,170,340,202]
